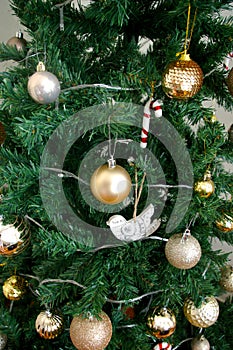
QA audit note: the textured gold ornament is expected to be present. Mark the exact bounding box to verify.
[227,67,233,97]
[183,296,219,328]
[147,307,176,339]
[0,333,7,350]
[27,62,61,104]
[70,311,112,350]
[194,171,215,198]
[7,31,27,51]
[90,159,132,205]
[191,335,210,350]
[0,218,30,256]
[216,212,233,232]
[162,53,203,99]
[0,122,6,145]
[165,231,201,269]
[2,275,27,301]
[35,310,64,339]
[220,265,233,292]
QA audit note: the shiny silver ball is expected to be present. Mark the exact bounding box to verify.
[27,71,60,104]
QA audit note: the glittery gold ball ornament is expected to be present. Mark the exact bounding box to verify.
[194,171,215,198]
[35,310,64,339]
[216,212,233,232]
[220,265,233,292]
[162,53,203,99]
[7,31,27,51]
[147,307,176,339]
[0,218,30,256]
[27,62,60,104]
[70,311,112,350]
[90,158,132,205]
[165,230,201,269]
[183,296,219,328]
[0,333,7,350]
[191,335,210,350]
[0,122,6,145]
[2,275,27,301]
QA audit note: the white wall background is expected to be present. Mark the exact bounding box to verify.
[0,0,232,263]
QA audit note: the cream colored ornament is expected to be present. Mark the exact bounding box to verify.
[0,333,7,350]
[183,296,219,328]
[165,230,201,269]
[191,335,210,350]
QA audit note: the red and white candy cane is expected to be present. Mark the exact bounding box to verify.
[140,98,163,149]
[224,52,233,71]
[153,342,172,350]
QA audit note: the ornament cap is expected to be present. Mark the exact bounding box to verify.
[16,30,24,39]
[107,158,116,168]
[179,52,191,61]
[204,170,212,181]
[36,62,46,72]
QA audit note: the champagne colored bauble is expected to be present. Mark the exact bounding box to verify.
[7,31,27,51]
[0,333,7,350]
[162,53,203,99]
[0,122,6,145]
[153,342,172,350]
[70,311,112,350]
[191,335,210,350]
[2,275,27,301]
[0,218,30,256]
[147,307,176,339]
[216,212,233,232]
[220,265,233,292]
[183,296,219,328]
[27,62,60,104]
[90,159,132,205]
[165,232,201,269]
[35,310,64,339]
[194,171,215,198]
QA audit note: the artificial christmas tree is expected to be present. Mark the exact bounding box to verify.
[0,0,233,349]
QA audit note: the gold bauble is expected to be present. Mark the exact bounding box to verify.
[162,53,203,99]
[165,232,201,269]
[2,275,27,301]
[147,307,176,339]
[0,333,7,350]
[183,296,219,328]
[0,122,6,145]
[194,171,215,198]
[216,212,233,232]
[90,159,132,205]
[191,335,210,350]
[220,265,233,292]
[0,218,30,256]
[70,311,112,350]
[7,32,27,51]
[35,310,64,339]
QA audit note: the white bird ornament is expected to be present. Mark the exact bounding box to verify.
[106,204,161,242]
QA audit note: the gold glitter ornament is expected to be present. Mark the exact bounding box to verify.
[70,311,112,350]
[220,265,233,292]
[147,307,176,339]
[183,296,219,328]
[35,310,64,339]
[165,230,201,269]
[216,212,233,232]
[191,335,210,350]
[194,171,215,198]
[0,333,7,350]
[2,275,27,301]
[90,158,132,205]
[162,53,203,99]
[7,31,27,51]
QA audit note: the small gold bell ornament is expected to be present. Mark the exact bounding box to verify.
[165,229,201,269]
[219,265,233,292]
[2,275,27,301]
[70,311,112,350]
[191,335,210,350]
[162,52,203,99]
[6,30,27,51]
[90,157,132,205]
[147,306,176,339]
[183,296,219,328]
[194,170,215,198]
[35,310,64,339]
[27,62,61,104]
